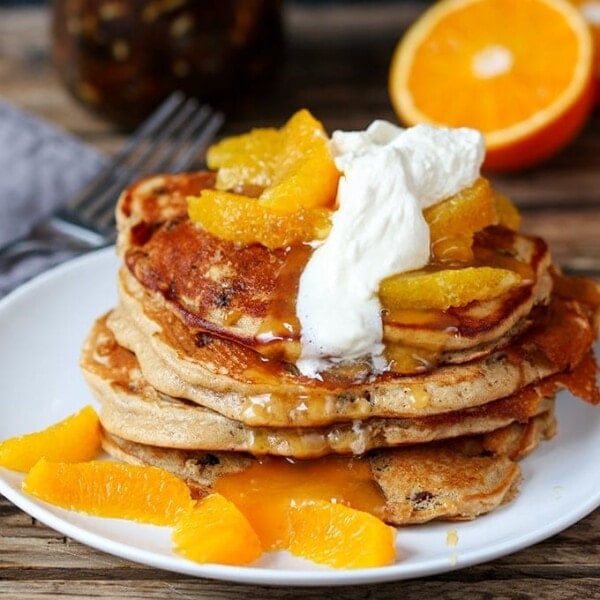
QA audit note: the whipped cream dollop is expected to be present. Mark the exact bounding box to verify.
[295,121,485,378]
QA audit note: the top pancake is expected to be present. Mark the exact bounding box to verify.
[115,172,552,371]
[108,253,597,426]
[108,172,600,427]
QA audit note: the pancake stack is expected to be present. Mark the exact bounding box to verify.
[81,165,600,526]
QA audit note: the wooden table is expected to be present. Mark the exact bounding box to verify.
[1,3,599,598]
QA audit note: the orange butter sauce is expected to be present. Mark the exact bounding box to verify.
[254,244,310,358]
[250,224,536,376]
[237,388,373,428]
[214,455,387,550]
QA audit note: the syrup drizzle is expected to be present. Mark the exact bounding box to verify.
[255,245,311,360]
[214,455,387,532]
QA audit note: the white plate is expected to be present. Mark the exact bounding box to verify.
[0,248,598,586]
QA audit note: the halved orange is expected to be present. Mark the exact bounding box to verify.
[570,0,600,103]
[189,109,338,248]
[389,0,594,171]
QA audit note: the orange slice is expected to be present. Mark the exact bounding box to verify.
[208,127,282,190]
[190,109,339,248]
[207,109,338,211]
[288,500,396,569]
[570,0,600,103]
[389,0,594,171]
[0,406,101,473]
[22,459,195,526]
[188,191,332,249]
[425,177,498,262]
[379,266,521,310]
[494,191,521,230]
[172,493,262,565]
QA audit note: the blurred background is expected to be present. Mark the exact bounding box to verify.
[0,1,435,135]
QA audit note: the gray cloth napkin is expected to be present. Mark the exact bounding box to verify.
[0,100,107,297]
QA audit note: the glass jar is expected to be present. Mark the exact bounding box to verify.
[51,0,284,129]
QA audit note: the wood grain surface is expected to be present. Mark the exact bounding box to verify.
[1,3,599,599]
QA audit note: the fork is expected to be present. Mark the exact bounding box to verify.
[0,92,224,269]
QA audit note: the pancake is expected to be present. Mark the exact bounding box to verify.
[106,171,599,431]
[115,173,553,370]
[100,409,555,526]
[107,264,597,426]
[82,312,558,457]
[78,114,600,541]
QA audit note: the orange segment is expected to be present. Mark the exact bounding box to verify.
[22,459,195,526]
[190,109,339,248]
[494,191,522,230]
[288,500,396,569]
[188,191,332,249]
[379,266,521,310]
[389,0,594,171]
[208,109,338,213]
[172,493,262,565]
[424,177,498,262]
[236,497,293,551]
[426,178,497,241]
[0,406,101,473]
[208,127,282,190]
[260,109,339,213]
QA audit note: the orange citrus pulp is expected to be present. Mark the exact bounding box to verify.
[21,455,398,568]
[378,177,523,311]
[189,109,339,248]
[188,191,332,249]
[425,176,498,263]
[380,266,521,310]
[22,459,195,526]
[389,0,594,171]
[0,405,101,472]
[172,493,262,565]
[6,407,396,569]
